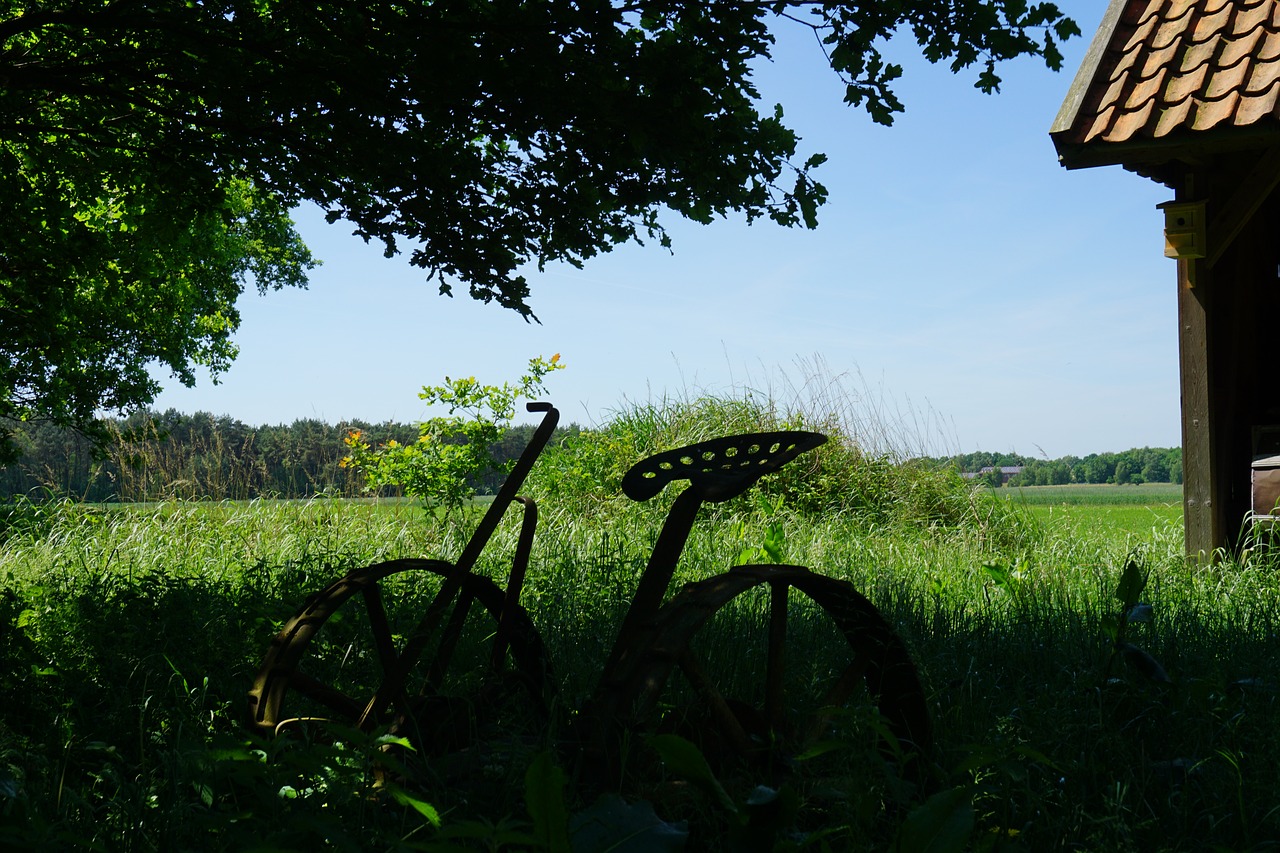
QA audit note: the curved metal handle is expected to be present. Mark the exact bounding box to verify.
[453,401,558,572]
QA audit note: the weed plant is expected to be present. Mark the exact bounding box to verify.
[2,390,1280,849]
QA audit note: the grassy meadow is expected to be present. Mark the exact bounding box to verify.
[996,483,1185,543]
[2,397,1279,851]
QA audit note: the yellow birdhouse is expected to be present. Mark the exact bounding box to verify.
[1158,200,1206,260]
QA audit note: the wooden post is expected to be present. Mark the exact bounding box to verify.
[1178,253,1221,558]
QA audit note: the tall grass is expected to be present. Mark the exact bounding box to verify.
[523,370,996,536]
[3,386,1280,849]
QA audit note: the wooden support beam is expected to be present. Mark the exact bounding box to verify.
[1208,146,1280,268]
[1178,254,1221,558]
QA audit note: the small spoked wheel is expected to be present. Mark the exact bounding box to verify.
[602,565,931,800]
[247,558,553,764]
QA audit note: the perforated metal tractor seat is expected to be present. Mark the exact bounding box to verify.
[621,431,827,503]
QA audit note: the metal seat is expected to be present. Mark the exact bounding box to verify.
[621,430,827,503]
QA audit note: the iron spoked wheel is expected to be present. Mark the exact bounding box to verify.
[247,558,553,762]
[601,565,931,803]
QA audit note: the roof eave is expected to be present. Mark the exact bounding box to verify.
[1050,133,1187,186]
[1054,122,1280,173]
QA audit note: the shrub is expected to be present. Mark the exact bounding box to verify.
[342,355,563,517]
[525,384,993,536]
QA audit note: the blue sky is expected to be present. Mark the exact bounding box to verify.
[151,2,1179,459]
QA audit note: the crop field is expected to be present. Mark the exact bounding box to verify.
[997,483,1184,507]
[996,484,1185,543]
[3,405,1279,851]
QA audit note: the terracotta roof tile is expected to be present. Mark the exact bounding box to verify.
[1053,0,1280,161]
[1231,0,1274,33]
[1205,57,1251,98]
[1131,65,1172,105]
[1166,61,1209,101]
[1260,27,1280,59]
[1194,0,1233,39]
[1246,54,1280,92]
[1219,26,1264,65]
[1084,104,1119,143]
[1236,76,1280,121]
[1098,65,1130,109]
[1141,35,1183,75]
[1155,8,1196,51]
[1155,93,1197,135]
[1122,6,1163,53]
[1192,88,1241,129]
[1178,30,1219,71]
[1113,93,1161,138]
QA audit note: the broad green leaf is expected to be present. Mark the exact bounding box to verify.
[894,785,974,853]
[1013,744,1062,771]
[1117,641,1172,684]
[647,734,737,813]
[981,560,1010,591]
[762,521,785,563]
[1115,558,1146,608]
[525,751,570,853]
[570,794,688,853]
[374,733,416,751]
[385,782,442,827]
[793,739,851,762]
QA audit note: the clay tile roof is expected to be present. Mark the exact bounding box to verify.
[1052,0,1280,169]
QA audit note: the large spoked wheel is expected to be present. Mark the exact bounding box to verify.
[247,558,553,761]
[600,565,931,800]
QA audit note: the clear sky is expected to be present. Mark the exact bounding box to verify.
[151,2,1179,460]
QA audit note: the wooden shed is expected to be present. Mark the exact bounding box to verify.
[1051,0,1280,557]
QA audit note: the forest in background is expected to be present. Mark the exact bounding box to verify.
[923,447,1184,487]
[0,411,1181,503]
[0,412,571,502]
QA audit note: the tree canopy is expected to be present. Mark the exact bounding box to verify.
[0,0,1077,456]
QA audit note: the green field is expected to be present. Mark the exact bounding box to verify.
[995,483,1185,542]
[996,482,1184,506]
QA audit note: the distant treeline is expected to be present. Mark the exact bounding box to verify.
[922,447,1183,486]
[0,411,574,503]
[2,410,1183,502]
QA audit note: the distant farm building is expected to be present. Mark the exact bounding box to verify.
[962,466,1024,485]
